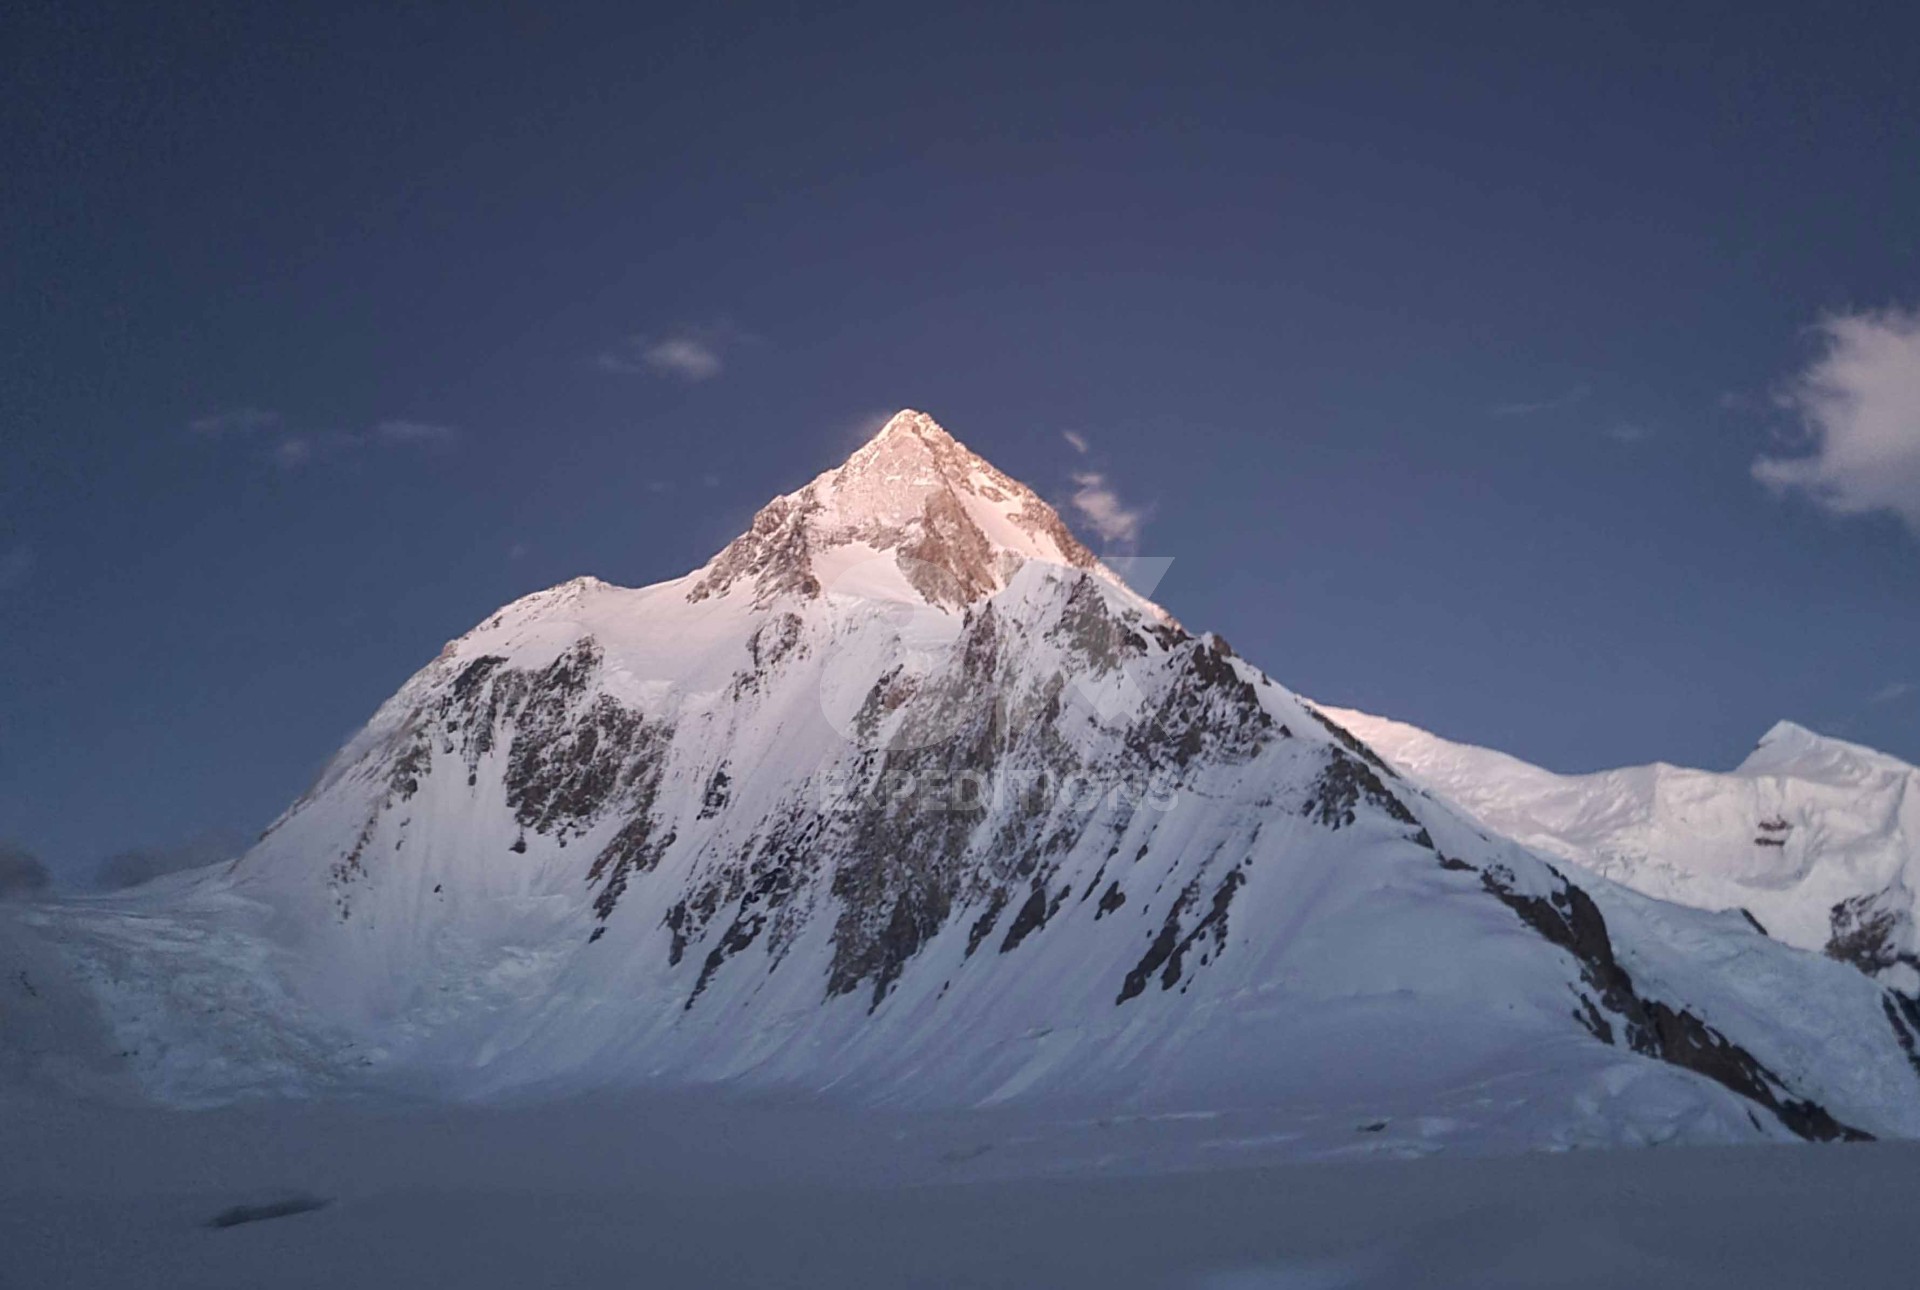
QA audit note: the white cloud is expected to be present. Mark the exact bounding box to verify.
[1753,306,1920,535]
[1607,421,1652,444]
[1870,681,1916,705]
[188,407,281,436]
[1492,385,1589,417]
[1062,430,1090,454]
[597,332,727,381]
[1068,471,1146,548]
[646,337,724,381]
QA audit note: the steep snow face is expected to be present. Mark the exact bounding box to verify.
[27,410,1920,1150]
[1326,709,1920,995]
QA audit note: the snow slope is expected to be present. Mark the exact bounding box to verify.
[16,410,1920,1156]
[1326,708,1920,996]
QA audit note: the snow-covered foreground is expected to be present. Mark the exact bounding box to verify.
[8,873,1920,1288]
[6,1086,1919,1289]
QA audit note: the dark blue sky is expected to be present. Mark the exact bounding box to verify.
[5,1,1917,883]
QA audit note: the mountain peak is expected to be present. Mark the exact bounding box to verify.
[866,407,951,445]
[827,409,982,506]
[1740,719,1916,781]
[687,408,1101,609]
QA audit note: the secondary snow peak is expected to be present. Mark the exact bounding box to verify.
[1331,704,1920,996]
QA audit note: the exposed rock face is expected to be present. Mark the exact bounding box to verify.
[1472,860,1866,1142]
[1303,749,1413,831]
[1116,868,1244,1003]
[1828,890,1920,981]
[310,634,679,925]
[1885,992,1920,1078]
[1295,735,1873,1144]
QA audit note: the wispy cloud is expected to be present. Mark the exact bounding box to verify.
[273,437,315,470]
[191,406,458,461]
[1753,306,1920,536]
[1870,681,1916,705]
[189,413,460,471]
[596,325,740,382]
[1054,429,1149,548]
[1492,384,1590,417]
[1069,471,1147,548]
[650,337,724,381]
[1606,421,1652,444]
[188,406,282,436]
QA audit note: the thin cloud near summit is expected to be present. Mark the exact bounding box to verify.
[1051,428,1148,548]
[1068,470,1147,548]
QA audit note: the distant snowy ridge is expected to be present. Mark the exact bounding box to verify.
[1325,708,1920,996]
[15,410,1920,1156]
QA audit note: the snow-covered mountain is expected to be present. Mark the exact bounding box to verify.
[19,411,1920,1152]
[1326,709,1920,999]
